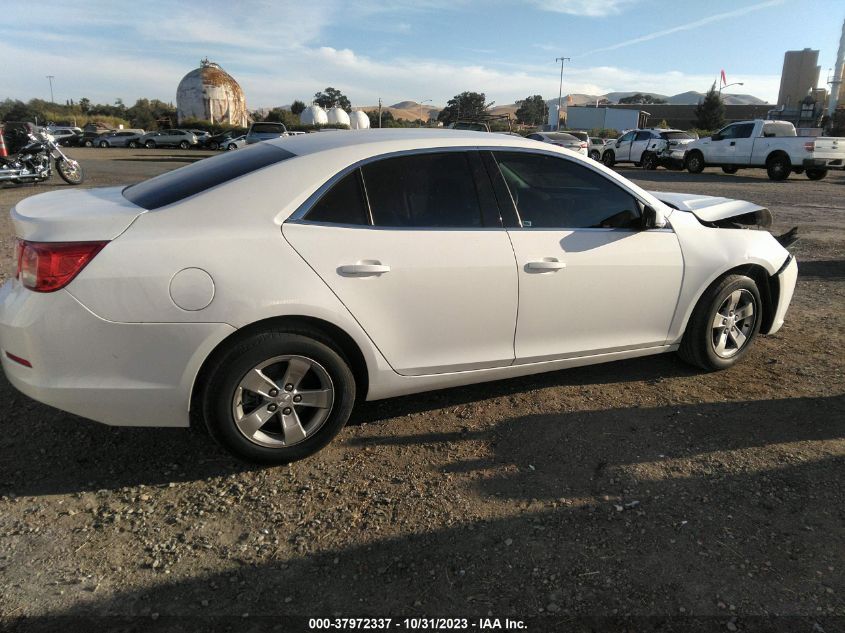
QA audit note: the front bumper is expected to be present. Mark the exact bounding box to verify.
[0,280,234,427]
[765,255,798,335]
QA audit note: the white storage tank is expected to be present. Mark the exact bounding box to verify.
[327,106,351,127]
[300,105,328,126]
[349,110,370,129]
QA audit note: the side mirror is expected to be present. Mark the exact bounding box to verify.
[641,205,667,230]
[711,133,723,141]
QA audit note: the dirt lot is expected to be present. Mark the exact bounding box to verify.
[0,148,843,631]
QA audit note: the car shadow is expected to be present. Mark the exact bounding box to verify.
[798,259,845,281]
[622,168,779,186]
[14,395,842,626]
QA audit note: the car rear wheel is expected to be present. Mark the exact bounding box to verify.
[589,150,600,161]
[128,140,139,148]
[83,139,94,148]
[227,143,237,150]
[601,151,615,167]
[766,153,791,181]
[679,274,762,371]
[179,141,190,149]
[144,140,156,149]
[806,169,827,181]
[208,142,219,150]
[203,331,356,464]
[721,166,738,174]
[686,151,705,173]
[98,141,109,148]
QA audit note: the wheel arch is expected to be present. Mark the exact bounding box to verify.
[189,315,371,428]
[765,149,790,165]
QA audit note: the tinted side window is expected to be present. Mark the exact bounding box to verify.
[305,170,369,225]
[735,123,755,139]
[362,152,483,228]
[634,131,651,141]
[619,131,635,142]
[493,152,640,229]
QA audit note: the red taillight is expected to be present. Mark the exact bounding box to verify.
[15,239,107,292]
[804,141,815,152]
[5,351,32,368]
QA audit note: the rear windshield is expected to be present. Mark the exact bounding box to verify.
[659,131,694,140]
[250,123,286,134]
[123,143,295,210]
[546,132,578,142]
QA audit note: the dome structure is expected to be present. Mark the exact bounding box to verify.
[349,110,371,130]
[176,59,248,127]
[300,105,328,126]
[327,106,351,127]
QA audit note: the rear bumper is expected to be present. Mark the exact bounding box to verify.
[765,255,798,335]
[802,158,844,170]
[0,280,234,427]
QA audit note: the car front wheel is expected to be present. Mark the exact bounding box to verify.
[679,274,762,371]
[179,141,190,149]
[601,151,615,167]
[144,140,156,149]
[202,331,356,464]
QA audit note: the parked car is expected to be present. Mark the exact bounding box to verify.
[138,129,198,149]
[97,131,142,148]
[245,122,288,144]
[588,137,607,161]
[205,130,246,150]
[674,119,845,181]
[601,128,696,169]
[46,127,83,146]
[225,135,247,150]
[0,129,798,464]
[526,131,589,156]
[189,129,211,145]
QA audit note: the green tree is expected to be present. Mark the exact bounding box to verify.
[313,87,351,112]
[264,107,300,128]
[290,100,306,115]
[515,95,548,126]
[79,97,91,113]
[437,91,492,125]
[694,82,725,131]
[618,93,667,105]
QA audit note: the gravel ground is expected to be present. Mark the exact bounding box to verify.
[0,148,843,631]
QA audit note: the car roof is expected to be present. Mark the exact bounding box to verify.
[265,128,544,158]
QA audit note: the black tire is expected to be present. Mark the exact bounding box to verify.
[128,140,139,149]
[602,150,615,167]
[806,169,827,181]
[208,142,219,151]
[179,140,190,149]
[202,331,356,464]
[83,139,94,148]
[589,150,600,161]
[678,274,762,371]
[641,152,658,170]
[55,158,84,185]
[98,140,109,148]
[721,166,738,174]
[144,140,156,149]
[227,143,237,150]
[766,153,791,181]
[686,151,705,173]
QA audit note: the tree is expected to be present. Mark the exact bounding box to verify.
[290,100,306,116]
[79,97,91,114]
[313,87,351,112]
[515,95,548,126]
[694,82,725,131]
[618,93,666,105]
[437,92,492,125]
[264,107,299,127]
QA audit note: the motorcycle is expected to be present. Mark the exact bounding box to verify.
[0,126,84,186]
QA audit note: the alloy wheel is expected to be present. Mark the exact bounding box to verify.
[231,355,334,448]
[711,289,756,358]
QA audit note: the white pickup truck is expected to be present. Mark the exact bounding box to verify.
[673,119,844,181]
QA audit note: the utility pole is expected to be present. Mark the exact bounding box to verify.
[419,99,431,127]
[378,98,383,128]
[555,57,570,131]
[46,75,55,103]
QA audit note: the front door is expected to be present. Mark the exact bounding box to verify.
[614,131,635,162]
[284,150,519,376]
[490,150,683,362]
[630,131,653,163]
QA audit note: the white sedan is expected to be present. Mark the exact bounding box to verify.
[0,130,797,463]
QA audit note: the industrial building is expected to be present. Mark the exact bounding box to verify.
[566,104,773,131]
[176,59,249,127]
[777,48,821,107]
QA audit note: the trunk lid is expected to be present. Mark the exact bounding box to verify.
[11,186,145,242]
[810,136,845,160]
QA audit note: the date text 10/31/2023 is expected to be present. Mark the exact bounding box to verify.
[308,618,528,630]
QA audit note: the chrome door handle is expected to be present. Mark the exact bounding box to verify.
[338,263,391,275]
[526,259,567,271]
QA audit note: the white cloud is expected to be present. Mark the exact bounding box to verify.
[529,0,638,17]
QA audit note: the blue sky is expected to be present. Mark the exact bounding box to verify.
[1,0,843,108]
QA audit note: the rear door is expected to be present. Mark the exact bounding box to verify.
[283,149,519,376]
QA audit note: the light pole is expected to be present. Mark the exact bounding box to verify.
[555,57,570,131]
[419,99,431,127]
[46,75,55,103]
[718,81,743,97]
